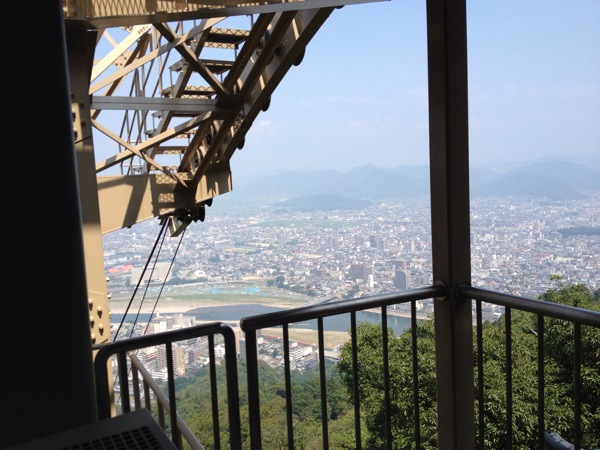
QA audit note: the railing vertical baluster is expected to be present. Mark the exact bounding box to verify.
[96,323,242,450]
[537,315,545,449]
[208,334,221,450]
[222,328,242,449]
[350,312,361,450]
[318,317,329,450]
[411,300,421,449]
[381,306,392,450]
[282,325,294,449]
[166,343,181,449]
[476,300,484,449]
[505,308,513,450]
[131,364,141,410]
[246,331,262,449]
[118,352,130,413]
[144,381,151,411]
[239,286,446,450]
[158,402,166,429]
[573,323,581,450]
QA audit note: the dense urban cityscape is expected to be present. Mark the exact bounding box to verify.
[104,193,599,302]
[102,193,599,374]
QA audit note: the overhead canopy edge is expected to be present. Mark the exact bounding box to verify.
[64,0,388,30]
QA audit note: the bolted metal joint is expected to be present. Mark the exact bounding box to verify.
[433,280,449,301]
[454,281,472,302]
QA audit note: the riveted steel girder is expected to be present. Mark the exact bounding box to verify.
[63,0,386,350]
[67,0,385,234]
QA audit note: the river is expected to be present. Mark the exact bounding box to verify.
[111,304,414,335]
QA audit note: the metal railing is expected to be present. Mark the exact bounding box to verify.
[239,285,446,450]
[236,283,599,449]
[92,285,600,450]
[94,321,242,449]
[460,285,600,450]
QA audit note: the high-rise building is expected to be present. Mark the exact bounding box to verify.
[369,235,386,249]
[290,343,303,361]
[394,260,407,271]
[156,344,186,377]
[230,324,244,355]
[394,269,411,290]
[350,263,372,282]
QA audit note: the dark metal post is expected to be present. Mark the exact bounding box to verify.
[426,0,475,447]
[246,331,263,449]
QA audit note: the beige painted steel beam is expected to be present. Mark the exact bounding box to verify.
[64,1,385,29]
[97,169,232,234]
[426,0,475,447]
[89,19,223,95]
[67,28,113,348]
[219,7,334,163]
[91,96,224,113]
[63,0,388,361]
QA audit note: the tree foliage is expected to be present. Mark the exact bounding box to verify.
[175,358,354,449]
[337,319,439,449]
[171,284,599,449]
[337,284,600,449]
[537,283,600,448]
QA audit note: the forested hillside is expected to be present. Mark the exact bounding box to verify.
[172,283,600,449]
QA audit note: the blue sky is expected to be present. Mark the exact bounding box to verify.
[231,0,600,178]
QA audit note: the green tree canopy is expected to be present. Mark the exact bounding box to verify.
[337,284,600,449]
[169,284,599,449]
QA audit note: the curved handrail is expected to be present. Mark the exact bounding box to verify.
[459,284,600,328]
[93,322,241,448]
[127,353,205,450]
[240,284,446,331]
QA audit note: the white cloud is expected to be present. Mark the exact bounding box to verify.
[247,119,281,139]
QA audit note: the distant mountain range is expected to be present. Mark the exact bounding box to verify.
[237,165,429,200]
[273,194,373,212]
[232,158,600,210]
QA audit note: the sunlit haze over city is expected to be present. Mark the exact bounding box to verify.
[99,0,600,330]
[226,0,600,179]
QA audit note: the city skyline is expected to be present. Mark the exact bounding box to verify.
[104,194,600,305]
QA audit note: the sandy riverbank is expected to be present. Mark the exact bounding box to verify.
[108,298,431,349]
[109,298,431,322]
[260,327,351,348]
[107,297,299,315]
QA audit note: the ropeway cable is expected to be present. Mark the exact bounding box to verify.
[112,219,169,341]
[110,219,168,408]
[111,222,187,410]
[141,226,186,337]
[126,224,171,339]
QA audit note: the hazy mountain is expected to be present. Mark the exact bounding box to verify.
[237,164,429,200]
[471,171,586,200]
[232,158,600,202]
[505,160,600,191]
[471,160,600,200]
[274,194,373,212]
[477,155,600,174]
